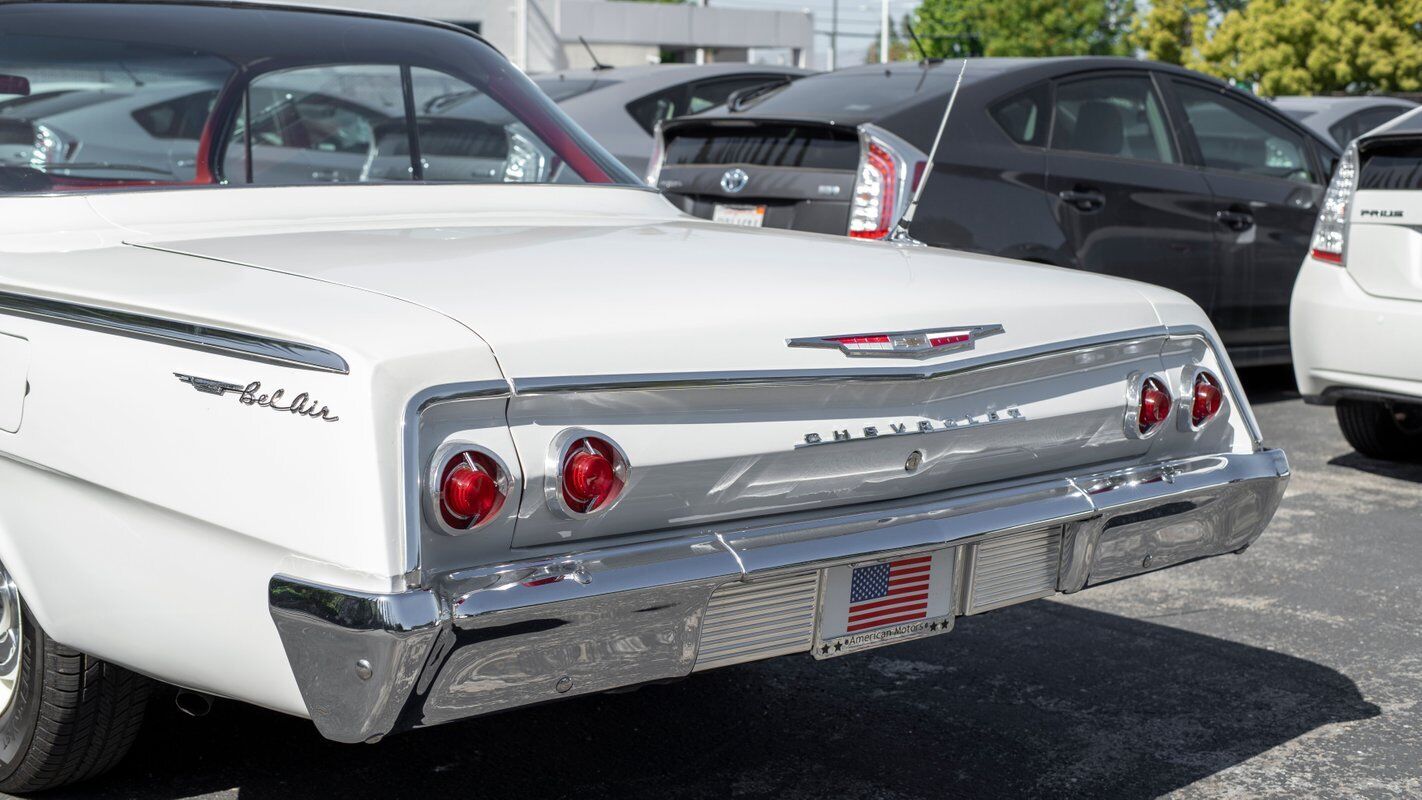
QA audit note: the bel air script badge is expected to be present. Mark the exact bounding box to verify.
[800,407,1024,448]
[175,373,339,422]
[788,324,1004,359]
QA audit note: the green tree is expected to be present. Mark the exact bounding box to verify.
[1193,0,1422,94]
[1129,0,1247,65]
[911,0,1135,58]
[866,13,920,62]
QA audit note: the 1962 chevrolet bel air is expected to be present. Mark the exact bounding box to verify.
[0,1,1288,792]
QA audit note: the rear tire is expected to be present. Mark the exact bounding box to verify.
[1336,400,1422,461]
[0,566,150,795]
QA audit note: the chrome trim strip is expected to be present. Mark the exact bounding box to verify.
[512,327,1169,394]
[0,288,349,374]
[400,380,512,585]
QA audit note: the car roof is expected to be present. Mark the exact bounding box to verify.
[534,63,811,87]
[695,56,1233,128]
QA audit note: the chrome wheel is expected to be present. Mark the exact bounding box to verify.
[0,564,21,715]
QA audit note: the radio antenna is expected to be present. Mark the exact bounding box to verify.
[890,58,967,244]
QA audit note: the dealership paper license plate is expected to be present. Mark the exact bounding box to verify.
[814,549,956,658]
[712,204,766,227]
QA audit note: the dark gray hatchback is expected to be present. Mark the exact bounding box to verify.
[650,58,1341,366]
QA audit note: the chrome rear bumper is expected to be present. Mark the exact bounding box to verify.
[269,448,1289,743]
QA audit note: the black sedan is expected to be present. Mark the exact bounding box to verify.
[650,58,1341,366]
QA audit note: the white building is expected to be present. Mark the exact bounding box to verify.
[291,0,815,72]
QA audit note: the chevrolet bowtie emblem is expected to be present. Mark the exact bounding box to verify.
[786,325,1004,359]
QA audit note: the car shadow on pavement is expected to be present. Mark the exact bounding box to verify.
[47,602,1377,800]
[1327,452,1422,483]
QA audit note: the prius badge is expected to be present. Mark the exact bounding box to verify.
[788,325,1004,359]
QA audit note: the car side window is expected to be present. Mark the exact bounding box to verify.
[1049,76,1176,164]
[225,65,410,184]
[990,83,1050,147]
[1172,81,1314,183]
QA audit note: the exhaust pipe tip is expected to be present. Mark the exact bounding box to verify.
[174,690,214,718]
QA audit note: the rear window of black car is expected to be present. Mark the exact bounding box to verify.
[1358,140,1422,190]
[730,71,940,118]
[663,123,861,170]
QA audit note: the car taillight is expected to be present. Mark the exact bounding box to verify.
[433,449,508,532]
[1190,370,1225,428]
[504,131,548,182]
[552,434,628,516]
[1310,142,1357,266]
[1126,374,1172,439]
[850,139,898,240]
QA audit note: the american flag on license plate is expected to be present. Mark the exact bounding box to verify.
[846,556,933,633]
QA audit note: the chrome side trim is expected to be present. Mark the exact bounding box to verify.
[510,327,1169,395]
[400,380,512,585]
[0,288,349,374]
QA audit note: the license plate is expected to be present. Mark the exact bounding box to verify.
[712,204,766,227]
[813,549,956,659]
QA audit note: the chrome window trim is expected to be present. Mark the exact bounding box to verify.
[0,288,349,374]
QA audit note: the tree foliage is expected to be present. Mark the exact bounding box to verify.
[1191,0,1422,94]
[911,0,1135,58]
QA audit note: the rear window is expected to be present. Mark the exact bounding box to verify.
[1359,140,1422,190]
[662,123,860,170]
[730,71,943,119]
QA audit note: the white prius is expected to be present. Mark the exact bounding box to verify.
[1292,107,1422,460]
[0,2,1288,793]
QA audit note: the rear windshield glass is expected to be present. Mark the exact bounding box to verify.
[730,71,943,118]
[0,6,638,194]
[663,123,860,170]
[1359,140,1422,190]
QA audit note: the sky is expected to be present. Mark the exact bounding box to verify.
[708,0,924,70]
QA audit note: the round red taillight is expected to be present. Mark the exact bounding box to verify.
[1138,377,1171,435]
[1191,372,1224,428]
[437,451,505,530]
[559,436,626,515]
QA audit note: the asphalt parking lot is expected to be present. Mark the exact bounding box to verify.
[39,368,1421,800]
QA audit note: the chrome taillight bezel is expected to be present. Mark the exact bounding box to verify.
[425,441,513,536]
[1124,371,1172,440]
[544,428,632,520]
[1178,367,1227,432]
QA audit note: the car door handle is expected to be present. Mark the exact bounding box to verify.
[1058,189,1105,212]
[1216,210,1255,231]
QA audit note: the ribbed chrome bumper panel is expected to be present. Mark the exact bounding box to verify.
[964,527,1062,614]
[270,448,1289,744]
[693,573,819,671]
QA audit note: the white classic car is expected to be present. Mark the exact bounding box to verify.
[0,2,1288,792]
[1292,107,1422,460]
